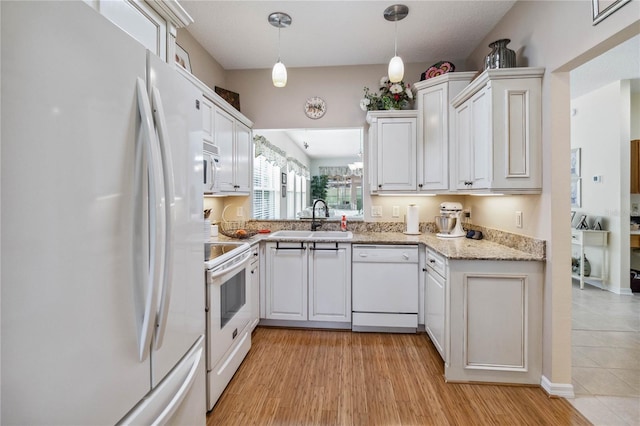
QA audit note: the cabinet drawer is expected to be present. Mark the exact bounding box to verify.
[426,249,446,278]
[631,234,640,248]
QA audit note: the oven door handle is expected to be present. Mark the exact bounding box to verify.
[208,251,252,281]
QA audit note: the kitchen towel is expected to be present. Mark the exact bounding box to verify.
[406,204,419,234]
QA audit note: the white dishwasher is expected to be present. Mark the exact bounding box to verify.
[352,244,419,333]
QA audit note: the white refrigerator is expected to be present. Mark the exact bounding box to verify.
[1,1,206,424]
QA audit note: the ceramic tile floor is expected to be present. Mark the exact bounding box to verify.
[569,281,640,425]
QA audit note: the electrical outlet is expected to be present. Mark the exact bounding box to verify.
[392,206,400,217]
[236,207,244,217]
[371,206,382,217]
[515,211,523,228]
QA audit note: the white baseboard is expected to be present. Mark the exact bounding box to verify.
[541,375,575,398]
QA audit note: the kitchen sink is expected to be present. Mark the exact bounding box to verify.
[267,230,353,240]
[268,230,314,238]
[310,231,353,239]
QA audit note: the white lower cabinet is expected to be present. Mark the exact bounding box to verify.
[446,259,543,384]
[308,243,352,322]
[264,242,351,327]
[424,249,447,361]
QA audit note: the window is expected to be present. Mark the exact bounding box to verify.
[253,155,280,219]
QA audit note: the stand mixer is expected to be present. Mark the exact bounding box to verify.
[436,202,465,238]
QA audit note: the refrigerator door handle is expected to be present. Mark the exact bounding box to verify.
[117,336,205,426]
[150,86,175,350]
[135,77,161,362]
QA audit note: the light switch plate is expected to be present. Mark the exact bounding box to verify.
[392,206,400,217]
[371,206,382,217]
[515,211,523,228]
[236,207,244,217]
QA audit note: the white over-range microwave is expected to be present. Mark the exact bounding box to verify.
[203,141,220,194]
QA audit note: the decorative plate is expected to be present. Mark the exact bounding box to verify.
[304,96,326,119]
[420,61,456,81]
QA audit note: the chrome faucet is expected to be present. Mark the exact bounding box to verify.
[311,199,329,231]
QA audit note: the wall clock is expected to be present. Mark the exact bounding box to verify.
[304,96,326,119]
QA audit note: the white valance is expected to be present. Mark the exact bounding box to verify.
[287,157,310,180]
[319,165,362,178]
[253,135,287,168]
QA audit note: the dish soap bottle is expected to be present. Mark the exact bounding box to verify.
[341,215,347,231]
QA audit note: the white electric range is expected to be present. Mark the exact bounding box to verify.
[204,241,252,411]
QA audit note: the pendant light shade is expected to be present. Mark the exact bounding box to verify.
[268,12,292,88]
[272,61,287,87]
[384,4,408,83]
[388,56,404,83]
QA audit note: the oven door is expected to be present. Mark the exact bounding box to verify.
[206,253,251,369]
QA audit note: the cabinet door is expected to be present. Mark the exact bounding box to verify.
[99,0,167,61]
[470,88,491,188]
[202,97,214,143]
[265,243,307,321]
[419,84,449,191]
[308,243,351,322]
[214,107,235,191]
[234,122,252,192]
[454,101,473,190]
[425,268,445,359]
[377,117,417,191]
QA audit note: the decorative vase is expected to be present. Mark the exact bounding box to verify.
[484,39,516,69]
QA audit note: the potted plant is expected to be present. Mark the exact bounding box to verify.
[311,175,329,200]
[360,76,413,111]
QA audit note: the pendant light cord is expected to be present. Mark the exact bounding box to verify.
[394,19,398,57]
[277,19,282,62]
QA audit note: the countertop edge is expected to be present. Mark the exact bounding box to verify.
[213,232,545,262]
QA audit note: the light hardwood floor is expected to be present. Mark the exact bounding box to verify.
[207,328,590,425]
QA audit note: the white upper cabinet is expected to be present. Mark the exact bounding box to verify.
[366,110,418,193]
[413,72,476,192]
[88,0,192,64]
[178,69,254,195]
[201,97,214,143]
[451,68,544,194]
[233,121,252,193]
[213,106,251,194]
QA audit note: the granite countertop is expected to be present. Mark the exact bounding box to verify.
[211,231,543,262]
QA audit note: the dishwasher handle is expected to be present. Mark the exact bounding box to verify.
[352,246,419,263]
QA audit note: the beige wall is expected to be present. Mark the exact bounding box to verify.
[225,62,467,129]
[464,0,639,389]
[176,28,226,91]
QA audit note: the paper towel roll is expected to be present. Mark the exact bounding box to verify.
[406,204,419,234]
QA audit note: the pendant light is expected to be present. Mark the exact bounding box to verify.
[268,12,292,88]
[384,4,409,83]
